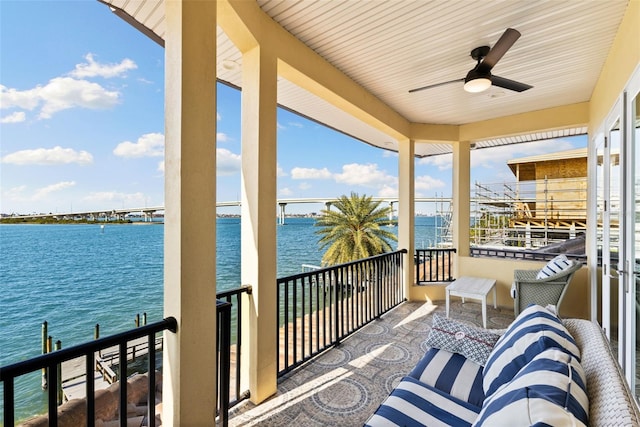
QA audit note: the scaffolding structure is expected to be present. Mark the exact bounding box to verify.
[472,177,588,248]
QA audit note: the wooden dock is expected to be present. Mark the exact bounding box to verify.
[60,335,163,401]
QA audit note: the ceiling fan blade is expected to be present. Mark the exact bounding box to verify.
[491,75,532,92]
[409,78,464,93]
[478,28,521,73]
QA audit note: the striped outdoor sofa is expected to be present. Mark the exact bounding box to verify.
[365,305,640,426]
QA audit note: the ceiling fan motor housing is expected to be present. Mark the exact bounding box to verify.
[470,46,491,61]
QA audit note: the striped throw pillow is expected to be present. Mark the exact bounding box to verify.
[473,348,588,426]
[536,254,572,279]
[409,347,485,407]
[482,304,580,398]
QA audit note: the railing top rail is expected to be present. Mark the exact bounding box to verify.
[216,285,252,299]
[0,317,177,380]
[278,249,407,282]
[470,247,586,262]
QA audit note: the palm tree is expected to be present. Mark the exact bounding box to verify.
[315,192,397,266]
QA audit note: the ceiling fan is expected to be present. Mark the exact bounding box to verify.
[409,28,533,94]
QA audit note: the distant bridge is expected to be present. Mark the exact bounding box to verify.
[7,197,449,225]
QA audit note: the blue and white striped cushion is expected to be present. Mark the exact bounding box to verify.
[365,376,481,427]
[409,348,485,407]
[536,254,572,279]
[473,348,588,426]
[483,304,580,397]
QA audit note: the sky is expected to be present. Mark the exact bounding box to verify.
[0,1,586,216]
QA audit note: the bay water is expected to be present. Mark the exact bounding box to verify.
[0,216,440,422]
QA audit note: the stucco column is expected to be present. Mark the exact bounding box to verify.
[452,141,471,277]
[240,45,278,403]
[398,138,415,299]
[163,1,217,425]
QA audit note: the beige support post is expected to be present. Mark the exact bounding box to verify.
[452,141,472,277]
[398,138,415,299]
[163,1,217,425]
[240,45,278,403]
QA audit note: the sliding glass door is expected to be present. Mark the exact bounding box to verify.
[596,67,640,398]
[624,74,640,397]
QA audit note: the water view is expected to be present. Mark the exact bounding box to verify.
[0,216,441,422]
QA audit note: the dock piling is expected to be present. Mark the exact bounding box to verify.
[41,321,48,389]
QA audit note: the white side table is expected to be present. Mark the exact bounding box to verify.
[446,276,497,328]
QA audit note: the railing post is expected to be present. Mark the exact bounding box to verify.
[334,269,340,345]
[55,340,62,405]
[217,300,232,427]
[119,341,127,426]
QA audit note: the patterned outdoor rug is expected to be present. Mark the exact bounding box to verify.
[227,299,515,426]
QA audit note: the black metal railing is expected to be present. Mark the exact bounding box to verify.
[277,250,406,376]
[217,299,231,427]
[0,317,177,427]
[215,285,251,408]
[470,247,587,262]
[415,248,457,284]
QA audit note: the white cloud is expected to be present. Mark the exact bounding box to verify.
[1,78,120,119]
[217,148,241,176]
[298,182,311,191]
[334,163,397,188]
[113,133,164,158]
[69,53,137,78]
[3,185,27,201]
[279,187,293,196]
[0,84,40,110]
[0,111,26,123]
[415,175,446,191]
[157,161,165,173]
[33,181,76,200]
[84,191,145,204]
[287,121,304,128]
[291,167,332,180]
[217,113,222,121]
[1,146,93,165]
[217,132,230,142]
[418,153,452,170]
[378,185,397,198]
[277,164,287,177]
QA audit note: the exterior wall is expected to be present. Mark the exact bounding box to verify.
[534,158,587,180]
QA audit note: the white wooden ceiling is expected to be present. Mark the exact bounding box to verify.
[99,0,628,157]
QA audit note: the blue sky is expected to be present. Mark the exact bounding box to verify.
[0,1,586,215]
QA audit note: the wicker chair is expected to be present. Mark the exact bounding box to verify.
[512,260,583,315]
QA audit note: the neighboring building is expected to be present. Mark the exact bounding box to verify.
[473,148,588,248]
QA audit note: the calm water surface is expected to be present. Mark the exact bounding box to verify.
[0,216,439,422]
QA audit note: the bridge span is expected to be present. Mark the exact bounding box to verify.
[6,197,449,225]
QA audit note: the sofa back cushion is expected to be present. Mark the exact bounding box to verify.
[409,347,485,407]
[483,304,580,397]
[473,348,588,426]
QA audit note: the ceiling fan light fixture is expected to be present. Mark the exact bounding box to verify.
[464,69,492,93]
